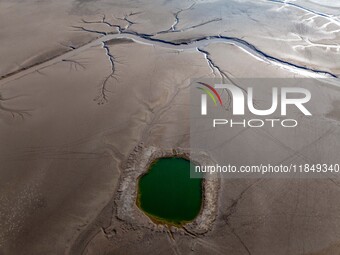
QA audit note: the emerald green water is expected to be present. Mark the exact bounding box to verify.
[137,157,203,225]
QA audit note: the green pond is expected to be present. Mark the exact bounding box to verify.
[137,157,203,225]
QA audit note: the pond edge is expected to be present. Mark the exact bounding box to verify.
[115,144,220,235]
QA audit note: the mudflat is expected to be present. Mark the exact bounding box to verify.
[1,0,340,254]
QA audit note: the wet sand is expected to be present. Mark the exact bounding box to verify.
[1,0,340,254]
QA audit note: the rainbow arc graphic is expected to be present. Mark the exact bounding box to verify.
[197,82,223,115]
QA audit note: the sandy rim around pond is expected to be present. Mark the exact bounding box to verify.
[114,143,220,235]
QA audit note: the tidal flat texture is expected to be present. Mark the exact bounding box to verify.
[0,0,340,254]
